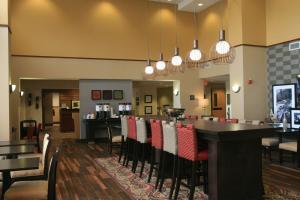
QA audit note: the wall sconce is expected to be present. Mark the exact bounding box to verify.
[20,91,24,97]
[231,84,241,93]
[297,74,300,79]
[9,84,16,93]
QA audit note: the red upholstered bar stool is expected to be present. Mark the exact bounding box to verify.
[174,124,208,200]
[125,116,138,172]
[147,119,164,190]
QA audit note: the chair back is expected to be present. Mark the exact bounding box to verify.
[136,118,148,143]
[120,116,128,138]
[177,124,198,161]
[202,116,210,121]
[191,115,199,120]
[212,117,219,122]
[150,119,163,149]
[42,133,51,178]
[162,121,177,155]
[185,114,191,120]
[252,120,261,125]
[127,116,137,140]
[48,148,60,200]
[20,120,37,139]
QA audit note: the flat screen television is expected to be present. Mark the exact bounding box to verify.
[297,76,300,107]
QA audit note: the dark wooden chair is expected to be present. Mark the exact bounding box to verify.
[4,148,60,200]
[20,120,41,152]
[11,134,52,181]
[279,128,300,168]
[106,119,122,155]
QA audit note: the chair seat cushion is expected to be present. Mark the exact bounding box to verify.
[11,162,44,178]
[4,180,47,200]
[279,142,297,152]
[262,137,279,147]
[198,150,208,161]
[112,135,122,143]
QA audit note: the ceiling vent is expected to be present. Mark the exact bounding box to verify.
[289,41,300,51]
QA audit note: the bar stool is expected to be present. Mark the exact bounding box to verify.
[119,116,128,164]
[125,116,138,172]
[159,121,178,199]
[135,117,152,176]
[174,124,208,200]
[148,119,164,190]
[279,129,300,167]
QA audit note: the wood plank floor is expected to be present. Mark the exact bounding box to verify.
[50,138,300,200]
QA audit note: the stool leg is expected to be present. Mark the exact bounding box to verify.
[140,143,146,178]
[203,161,208,194]
[174,157,182,200]
[125,139,131,167]
[159,151,166,192]
[148,147,155,183]
[132,141,139,173]
[119,136,124,163]
[155,149,163,189]
[189,161,197,200]
[169,155,177,199]
[268,148,272,161]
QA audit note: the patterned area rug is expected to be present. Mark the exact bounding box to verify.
[95,156,208,200]
[95,156,300,200]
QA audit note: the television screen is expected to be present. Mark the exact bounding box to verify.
[297,76,300,107]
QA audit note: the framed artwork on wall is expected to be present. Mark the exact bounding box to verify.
[113,90,123,100]
[103,90,113,100]
[144,106,152,115]
[72,101,80,109]
[272,84,297,122]
[290,108,300,129]
[91,90,101,100]
[144,95,152,103]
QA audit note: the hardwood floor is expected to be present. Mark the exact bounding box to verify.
[45,133,300,200]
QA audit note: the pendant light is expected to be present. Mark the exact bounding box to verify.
[216,29,230,55]
[189,8,202,61]
[171,6,182,67]
[144,1,154,75]
[156,1,166,71]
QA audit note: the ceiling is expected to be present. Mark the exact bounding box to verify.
[150,0,222,12]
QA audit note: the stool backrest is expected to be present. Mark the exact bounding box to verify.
[120,116,128,138]
[150,119,163,149]
[177,124,198,161]
[136,118,147,143]
[48,148,60,200]
[162,121,177,155]
[127,116,137,140]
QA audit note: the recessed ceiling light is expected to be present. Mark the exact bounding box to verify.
[168,0,172,2]
[198,3,203,6]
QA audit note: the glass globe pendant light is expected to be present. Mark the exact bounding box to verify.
[156,53,166,70]
[189,39,202,61]
[145,60,154,74]
[171,47,182,66]
[216,29,230,55]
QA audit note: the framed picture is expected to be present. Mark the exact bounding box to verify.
[272,84,297,122]
[91,90,101,100]
[297,76,300,107]
[291,109,300,129]
[190,95,195,101]
[72,101,80,109]
[144,95,152,103]
[103,90,113,100]
[113,90,123,100]
[144,106,152,115]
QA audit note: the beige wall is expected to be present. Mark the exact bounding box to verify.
[266,0,300,45]
[157,87,173,109]
[133,86,158,116]
[0,0,9,25]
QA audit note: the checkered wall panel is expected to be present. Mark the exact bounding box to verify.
[267,42,300,110]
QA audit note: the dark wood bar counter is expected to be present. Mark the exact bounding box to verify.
[192,120,278,200]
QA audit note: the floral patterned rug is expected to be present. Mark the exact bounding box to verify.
[95,156,300,200]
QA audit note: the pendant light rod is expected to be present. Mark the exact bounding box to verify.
[159,0,163,54]
[175,4,179,47]
[193,7,199,40]
[219,29,225,41]
[146,1,151,60]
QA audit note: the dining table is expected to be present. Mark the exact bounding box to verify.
[0,140,36,147]
[0,157,40,199]
[0,146,35,158]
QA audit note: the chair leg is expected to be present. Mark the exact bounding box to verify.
[263,147,267,159]
[203,161,208,194]
[119,137,124,163]
[140,143,146,178]
[148,147,155,183]
[268,148,272,161]
[125,139,131,167]
[169,155,177,199]
[189,161,197,200]
[155,149,163,189]
[132,141,139,173]
[159,151,166,192]
[174,157,182,200]
[279,149,283,164]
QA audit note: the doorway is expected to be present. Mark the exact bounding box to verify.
[211,88,226,118]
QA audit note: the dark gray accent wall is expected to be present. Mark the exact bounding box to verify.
[267,42,300,110]
[79,80,132,139]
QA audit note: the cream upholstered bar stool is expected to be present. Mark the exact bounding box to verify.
[11,134,51,181]
[119,116,128,164]
[4,149,60,200]
[279,129,300,167]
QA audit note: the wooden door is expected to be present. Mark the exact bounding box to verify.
[211,89,226,118]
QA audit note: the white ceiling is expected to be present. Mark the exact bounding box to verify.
[150,0,222,12]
